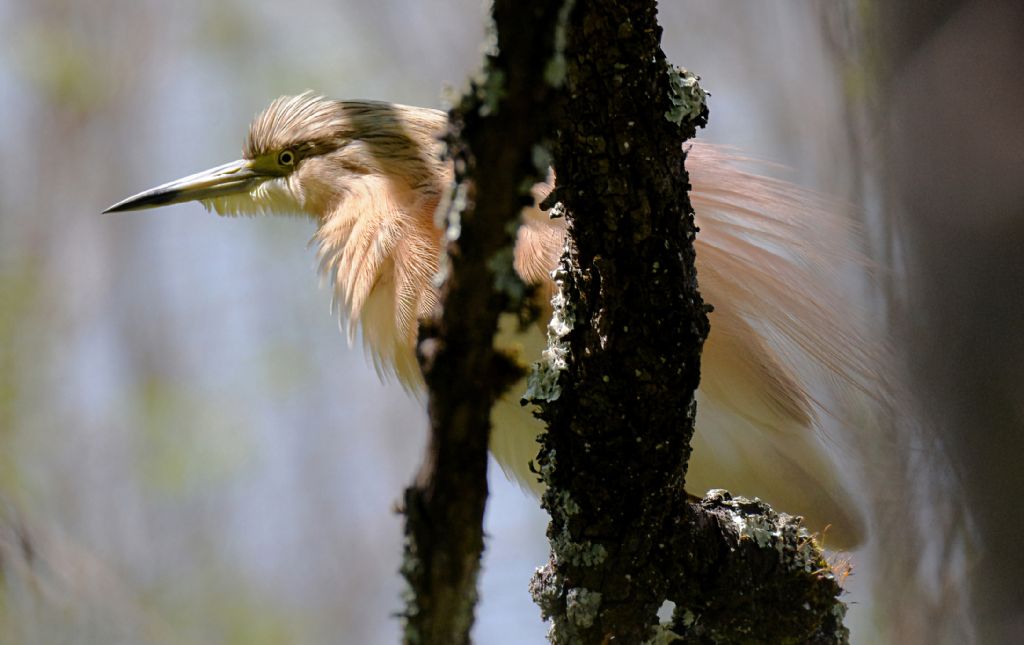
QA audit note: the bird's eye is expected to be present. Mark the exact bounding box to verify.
[277,150,296,166]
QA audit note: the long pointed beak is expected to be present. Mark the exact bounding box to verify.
[103,160,270,213]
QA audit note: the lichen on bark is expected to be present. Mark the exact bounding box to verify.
[524,1,848,643]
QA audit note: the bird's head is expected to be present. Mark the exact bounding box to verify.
[104,91,449,219]
[105,92,453,386]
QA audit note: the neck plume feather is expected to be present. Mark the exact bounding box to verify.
[315,171,443,386]
[301,105,966,634]
[313,131,883,548]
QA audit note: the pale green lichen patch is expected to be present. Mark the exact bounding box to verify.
[709,490,825,574]
[556,489,580,516]
[552,526,608,567]
[429,179,470,289]
[566,587,602,628]
[525,264,574,403]
[538,448,557,483]
[477,67,506,117]
[544,0,577,87]
[539,454,608,566]
[680,608,696,628]
[529,564,558,616]
[664,66,707,125]
[439,182,468,242]
[831,597,848,623]
[644,624,684,645]
[544,56,567,89]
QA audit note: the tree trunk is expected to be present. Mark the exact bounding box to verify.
[403,1,850,643]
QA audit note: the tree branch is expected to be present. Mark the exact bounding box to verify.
[399,2,561,643]
[400,1,849,642]
[527,2,849,642]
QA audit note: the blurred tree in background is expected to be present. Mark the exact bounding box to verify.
[872,2,1024,642]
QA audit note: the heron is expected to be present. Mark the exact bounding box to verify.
[106,92,882,549]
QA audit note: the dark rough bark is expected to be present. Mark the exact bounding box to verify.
[399,1,561,643]
[400,0,849,642]
[526,1,849,643]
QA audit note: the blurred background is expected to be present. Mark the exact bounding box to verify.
[1,0,1020,643]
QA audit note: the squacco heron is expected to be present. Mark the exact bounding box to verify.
[106,92,881,549]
